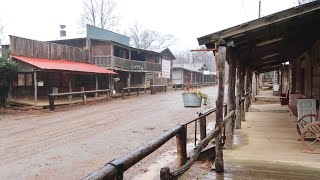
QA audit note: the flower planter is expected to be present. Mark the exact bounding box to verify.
[182,93,202,107]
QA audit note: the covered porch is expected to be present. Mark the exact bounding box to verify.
[203,102,320,179]
[10,56,116,106]
[194,0,320,178]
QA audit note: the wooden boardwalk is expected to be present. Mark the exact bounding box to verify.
[205,103,320,179]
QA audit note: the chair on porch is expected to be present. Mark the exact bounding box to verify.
[296,99,320,153]
[279,89,289,105]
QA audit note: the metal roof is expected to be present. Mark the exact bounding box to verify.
[13,56,117,74]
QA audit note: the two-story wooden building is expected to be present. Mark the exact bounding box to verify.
[50,25,164,92]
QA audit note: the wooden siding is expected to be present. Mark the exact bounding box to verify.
[10,36,88,61]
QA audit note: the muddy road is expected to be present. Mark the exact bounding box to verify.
[0,86,220,179]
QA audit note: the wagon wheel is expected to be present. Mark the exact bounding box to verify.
[300,121,320,153]
[296,114,317,136]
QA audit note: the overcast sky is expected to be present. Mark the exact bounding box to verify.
[0,0,299,52]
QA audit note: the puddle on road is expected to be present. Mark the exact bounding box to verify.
[132,122,217,180]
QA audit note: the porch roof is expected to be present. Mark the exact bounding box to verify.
[12,56,117,74]
[197,1,320,73]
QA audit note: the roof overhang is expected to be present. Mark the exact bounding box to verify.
[197,1,320,73]
[13,56,117,74]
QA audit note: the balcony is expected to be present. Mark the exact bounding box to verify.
[92,56,162,72]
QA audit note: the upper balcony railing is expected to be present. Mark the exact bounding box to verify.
[92,56,162,72]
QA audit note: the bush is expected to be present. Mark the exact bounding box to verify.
[0,58,17,107]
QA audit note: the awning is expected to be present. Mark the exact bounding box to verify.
[12,56,117,74]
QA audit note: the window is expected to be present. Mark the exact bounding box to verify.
[18,73,33,86]
[18,74,25,86]
[26,74,33,86]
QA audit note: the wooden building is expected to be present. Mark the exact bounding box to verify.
[50,25,163,92]
[172,63,215,86]
[196,0,320,171]
[5,36,116,105]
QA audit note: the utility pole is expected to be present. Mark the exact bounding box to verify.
[258,0,261,18]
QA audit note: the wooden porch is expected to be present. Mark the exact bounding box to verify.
[203,102,320,179]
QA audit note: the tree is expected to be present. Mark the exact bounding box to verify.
[128,22,175,50]
[0,57,17,107]
[80,0,119,30]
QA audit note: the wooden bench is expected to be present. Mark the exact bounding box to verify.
[150,85,167,95]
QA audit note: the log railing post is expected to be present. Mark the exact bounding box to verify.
[83,93,87,104]
[199,116,207,141]
[160,167,171,180]
[49,95,55,111]
[176,125,187,167]
[215,46,226,173]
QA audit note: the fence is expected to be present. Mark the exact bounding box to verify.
[48,89,110,111]
[83,103,233,180]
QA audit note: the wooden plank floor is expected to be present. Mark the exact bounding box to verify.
[206,103,320,179]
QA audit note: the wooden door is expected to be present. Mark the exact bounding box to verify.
[297,98,317,123]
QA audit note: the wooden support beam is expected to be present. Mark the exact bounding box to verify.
[240,66,245,121]
[236,62,241,129]
[214,46,226,173]
[245,67,251,112]
[68,74,72,101]
[34,71,37,105]
[95,75,98,98]
[225,50,236,150]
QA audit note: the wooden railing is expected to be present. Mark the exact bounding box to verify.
[48,89,110,111]
[83,103,231,180]
[92,56,162,72]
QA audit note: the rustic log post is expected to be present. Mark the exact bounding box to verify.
[224,105,227,117]
[160,167,171,180]
[225,51,236,150]
[83,93,87,104]
[95,75,98,98]
[34,71,37,105]
[240,66,245,121]
[236,62,241,129]
[199,116,207,141]
[122,90,125,99]
[248,71,253,107]
[245,67,250,112]
[215,46,226,173]
[49,95,54,111]
[137,88,139,96]
[176,124,187,167]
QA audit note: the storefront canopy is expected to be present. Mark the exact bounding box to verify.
[13,56,117,74]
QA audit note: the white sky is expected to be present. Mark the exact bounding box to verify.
[0,0,299,52]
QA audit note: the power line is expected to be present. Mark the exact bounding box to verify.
[241,0,248,20]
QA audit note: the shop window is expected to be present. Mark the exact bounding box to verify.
[18,74,25,86]
[18,73,33,86]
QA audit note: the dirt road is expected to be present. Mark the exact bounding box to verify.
[0,86,219,179]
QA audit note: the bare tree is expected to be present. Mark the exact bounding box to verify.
[297,0,315,5]
[81,0,119,30]
[128,22,175,50]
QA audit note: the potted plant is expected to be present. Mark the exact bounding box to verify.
[182,89,208,107]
